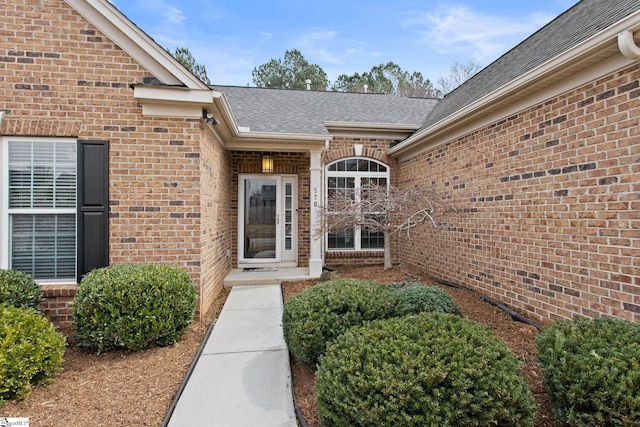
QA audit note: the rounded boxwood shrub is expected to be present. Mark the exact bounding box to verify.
[0,269,41,310]
[73,264,196,353]
[316,313,537,427]
[0,304,65,407]
[390,281,461,315]
[282,278,403,365]
[536,317,640,427]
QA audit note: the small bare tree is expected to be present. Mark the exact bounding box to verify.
[315,183,457,269]
[437,60,482,96]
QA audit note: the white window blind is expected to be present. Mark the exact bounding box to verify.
[8,140,77,281]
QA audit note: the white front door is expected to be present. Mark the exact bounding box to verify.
[238,174,297,267]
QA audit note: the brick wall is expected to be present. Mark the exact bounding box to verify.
[1,0,228,322]
[395,63,640,323]
[199,127,234,314]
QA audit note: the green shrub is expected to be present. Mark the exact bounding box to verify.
[73,264,196,353]
[316,313,537,427]
[536,317,640,427]
[0,269,42,310]
[390,281,461,315]
[0,305,65,407]
[282,279,403,365]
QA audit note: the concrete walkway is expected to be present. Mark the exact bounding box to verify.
[167,285,298,427]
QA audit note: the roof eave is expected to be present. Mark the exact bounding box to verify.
[226,132,330,153]
[389,12,640,160]
[323,121,422,139]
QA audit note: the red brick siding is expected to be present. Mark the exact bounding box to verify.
[41,286,77,324]
[1,0,228,321]
[396,63,640,323]
[199,128,234,314]
[325,251,384,267]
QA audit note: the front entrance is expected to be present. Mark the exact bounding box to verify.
[238,174,297,267]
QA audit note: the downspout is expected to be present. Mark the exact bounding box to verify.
[618,29,640,60]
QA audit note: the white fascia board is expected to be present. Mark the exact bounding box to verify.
[140,104,204,118]
[212,91,242,135]
[227,133,330,152]
[134,85,215,104]
[133,85,215,118]
[389,11,640,160]
[65,0,208,90]
[323,121,421,132]
[236,132,329,142]
[323,121,420,139]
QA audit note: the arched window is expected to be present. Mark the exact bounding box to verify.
[325,158,389,250]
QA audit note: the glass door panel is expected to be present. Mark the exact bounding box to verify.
[243,178,278,260]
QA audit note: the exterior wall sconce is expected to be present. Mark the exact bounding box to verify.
[202,109,220,125]
[262,154,274,174]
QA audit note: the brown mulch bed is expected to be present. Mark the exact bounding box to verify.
[1,265,558,426]
[282,265,558,427]
[0,288,230,426]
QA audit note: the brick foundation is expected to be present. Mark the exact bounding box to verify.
[41,285,77,324]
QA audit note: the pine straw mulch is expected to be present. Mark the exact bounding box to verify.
[0,288,230,426]
[282,265,558,427]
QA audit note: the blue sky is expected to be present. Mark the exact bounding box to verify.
[112,0,578,88]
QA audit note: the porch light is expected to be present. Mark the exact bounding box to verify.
[262,154,274,174]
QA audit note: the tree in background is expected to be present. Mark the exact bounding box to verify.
[167,47,211,85]
[332,62,441,98]
[437,60,482,96]
[252,49,329,90]
[315,183,457,269]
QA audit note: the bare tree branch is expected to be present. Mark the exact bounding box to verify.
[315,184,459,269]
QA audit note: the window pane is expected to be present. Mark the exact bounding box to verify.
[357,159,370,172]
[11,214,76,280]
[327,230,355,249]
[326,158,388,251]
[361,226,384,249]
[9,141,76,208]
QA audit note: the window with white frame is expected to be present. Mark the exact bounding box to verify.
[2,138,77,282]
[325,158,388,250]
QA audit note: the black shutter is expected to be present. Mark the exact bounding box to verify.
[77,140,109,280]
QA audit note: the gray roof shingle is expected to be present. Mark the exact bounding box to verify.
[422,0,640,129]
[215,0,638,139]
[213,86,438,135]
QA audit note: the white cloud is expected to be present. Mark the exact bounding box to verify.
[258,31,274,44]
[136,0,187,25]
[293,29,344,64]
[404,4,555,64]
